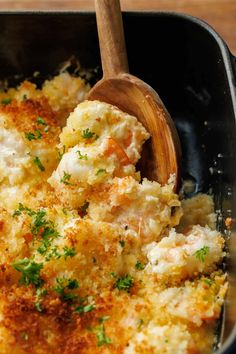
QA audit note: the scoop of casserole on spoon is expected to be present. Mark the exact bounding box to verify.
[88,0,181,191]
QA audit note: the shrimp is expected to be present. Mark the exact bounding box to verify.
[145,225,225,281]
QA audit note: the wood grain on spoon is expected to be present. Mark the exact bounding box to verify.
[88,0,181,191]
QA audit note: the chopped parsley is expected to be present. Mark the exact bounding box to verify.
[44,246,62,261]
[67,279,79,289]
[75,304,96,314]
[96,169,107,176]
[204,278,213,286]
[81,128,97,139]
[137,318,144,329]
[60,171,73,185]
[135,261,145,270]
[12,258,44,287]
[33,156,45,171]
[12,204,61,260]
[13,209,21,217]
[63,246,76,259]
[31,210,61,258]
[35,288,47,312]
[54,277,79,302]
[57,145,66,160]
[99,316,110,323]
[95,316,112,346]
[36,116,46,125]
[13,203,34,217]
[22,94,28,100]
[35,302,43,312]
[114,274,133,292]
[25,130,42,141]
[31,209,60,243]
[1,98,11,105]
[194,246,210,262]
[77,150,88,160]
[119,240,125,248]
[62,208,68,215]
[31,209,47,234]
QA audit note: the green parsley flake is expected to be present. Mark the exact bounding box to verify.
[194,246,210,262]
[25,130,42,141]
[63,246,76,259]
[137,319,144,329]
[135,261,145,270]
[95,317,112,346]
[14,205,60,257]
[1,98,11,105]
[77,150,88,160]
[54,277,79,302]
[62,208,68,215]
[60,171,73,185]
[119,240,125,248]
[99,316,110,323]
[204,278,213,286]
[13,209,21,217]
[75,304,96,314]
[31,209,61,257]
[33,156,45,171]
[58,145,66,160]
[36,116,46,125]
[63,293,78,301]
[35,302,43,312]
[96,169,107,176]
[12,258,44,287]
[44,246,62,261]
[31,209,46,233]
[35,288,47,312]
[13,203,34,217]
[13,205,61,259]
[114,274,133,292]
[81,128,97,139]
[37,232,62,254]
[67,279,79,289]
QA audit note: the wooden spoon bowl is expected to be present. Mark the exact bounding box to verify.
[88,0,181,191]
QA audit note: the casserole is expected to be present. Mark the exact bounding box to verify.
[0,11,235,353]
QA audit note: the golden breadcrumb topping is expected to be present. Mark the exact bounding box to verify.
[0,72,227,354]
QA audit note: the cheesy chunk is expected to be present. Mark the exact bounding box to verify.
[87,176,182,244]
[145,225,225,281]
[48,100,149,208]
[125,324,196,354]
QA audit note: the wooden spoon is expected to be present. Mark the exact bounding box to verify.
[88,0,181,191]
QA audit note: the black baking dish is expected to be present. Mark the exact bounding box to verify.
[0,11,235,354]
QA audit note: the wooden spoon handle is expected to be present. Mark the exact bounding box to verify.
[94,0,129,78]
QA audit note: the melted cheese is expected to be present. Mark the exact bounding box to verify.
[0,124,30,185]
